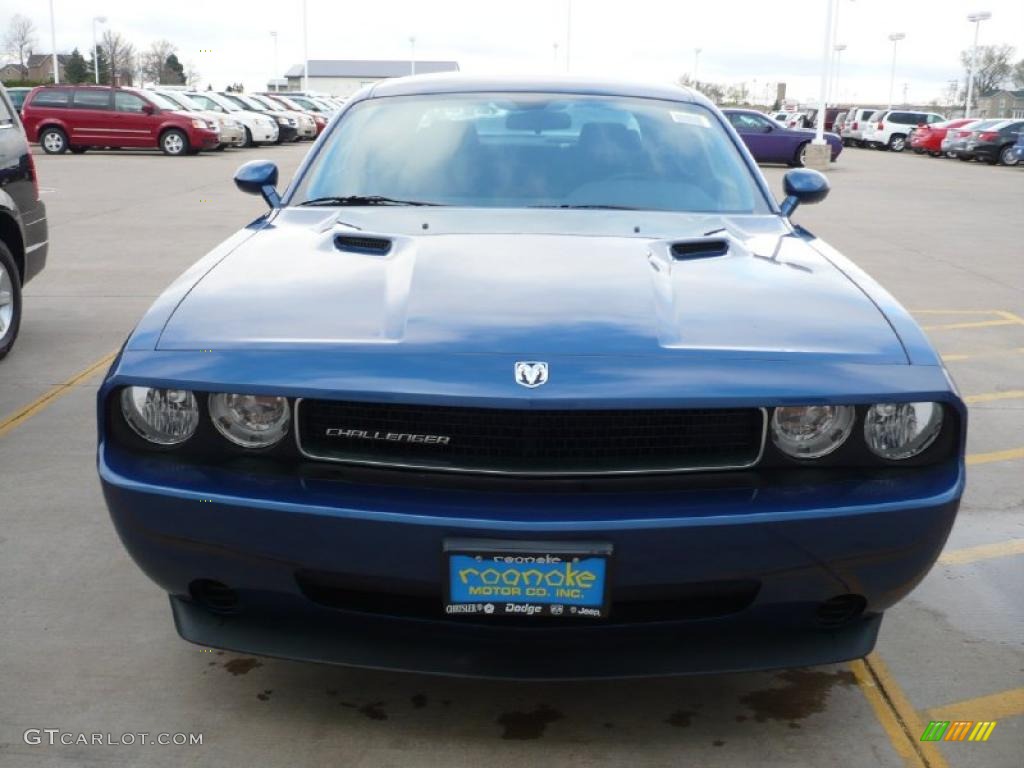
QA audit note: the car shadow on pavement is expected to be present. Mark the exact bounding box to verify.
[193,650,862,747]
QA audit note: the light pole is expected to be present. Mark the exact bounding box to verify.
[565,0,572,72]
[831,43,847,104]
[409,36,416,75]
[553,42,559,69]
[886,33,905,112]
[270,31,278,89]
[693,47,702,86]
[302,0,309,92]
[964,11,991,118]
[48,0,59,84]
[92,16,107,84]
[815,0,836,145]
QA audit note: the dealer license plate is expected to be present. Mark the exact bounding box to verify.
[443,539,612,619]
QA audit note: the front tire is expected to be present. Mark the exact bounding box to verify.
[790,141,809,168]
[39,127,68,154]
[0,241,23,360]
[160,129,189,156]
[888,134,907,152]
[241,127,254,148]
[929,151,943,157]
[999,146,1019,166]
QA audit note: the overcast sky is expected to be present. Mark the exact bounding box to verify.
[6,0,1024,104]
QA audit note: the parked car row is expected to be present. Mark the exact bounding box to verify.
[16,85,347,157]
[831,108,1021,166]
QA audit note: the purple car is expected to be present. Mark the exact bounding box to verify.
[724,108,843,167]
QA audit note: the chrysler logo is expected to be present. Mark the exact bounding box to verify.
[515,361,549,388]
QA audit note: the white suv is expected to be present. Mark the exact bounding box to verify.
[863,110,945,152]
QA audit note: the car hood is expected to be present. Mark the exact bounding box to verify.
[156,209,907,363]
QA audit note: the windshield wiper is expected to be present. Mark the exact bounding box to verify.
[299,195,442,207]
[528,204,640,210]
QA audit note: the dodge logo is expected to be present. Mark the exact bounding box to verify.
[515,361,549,388]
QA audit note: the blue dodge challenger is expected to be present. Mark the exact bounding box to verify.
[98,75,965,679]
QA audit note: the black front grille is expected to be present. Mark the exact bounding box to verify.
[296,400,765,475]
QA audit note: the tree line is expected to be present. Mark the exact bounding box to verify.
[2,13,199,87]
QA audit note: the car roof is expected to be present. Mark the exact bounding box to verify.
[367,73,703,105]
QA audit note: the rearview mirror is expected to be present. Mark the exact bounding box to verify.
[234,160,280,209]
[506,110,572,132]
[780,169,829,217]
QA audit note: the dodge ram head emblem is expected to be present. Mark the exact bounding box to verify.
[515,361,549,388]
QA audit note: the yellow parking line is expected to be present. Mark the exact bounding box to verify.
[0,351,117,440]
[940,348,1024,363]
[938,539,1024,566]
[967,447,1024,466]
[964,390,1024,404]
[851,653,948,768]
[993,310,1024,325]
[928,687,1024,723]
[922,319,1019,332]
[911,310,1004,315]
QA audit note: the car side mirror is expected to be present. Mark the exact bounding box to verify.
[142,104,156,115]
[234,160,281,209]
[763,124,774,133]
[780,169,829,217]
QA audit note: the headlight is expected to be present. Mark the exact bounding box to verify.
[275,115,288,125]
[120,387,199,445]
[191,118,206,129]
[209,393,290,448]
[771,405,855,459]
[864,402,943,460]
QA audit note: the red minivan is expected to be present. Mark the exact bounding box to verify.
[21,85,220,156]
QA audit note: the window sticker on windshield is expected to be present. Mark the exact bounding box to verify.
[670,111,710,128]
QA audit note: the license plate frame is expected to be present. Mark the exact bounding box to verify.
[443,539,612,619]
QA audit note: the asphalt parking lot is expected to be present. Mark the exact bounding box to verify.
[1,144,1021,768]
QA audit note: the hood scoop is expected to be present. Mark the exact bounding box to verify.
[334,235,393,255]
[670,237,730,260]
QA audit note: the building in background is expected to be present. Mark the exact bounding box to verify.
[0,64,28,81]
[974,89,1024,120]
[283,59,460,96]
[26,54,68,83]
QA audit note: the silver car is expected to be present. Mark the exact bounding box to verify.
[841,108,880,147]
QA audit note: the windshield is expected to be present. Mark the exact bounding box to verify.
[146,91,180,110]
[220,93,255,111]
[248,95,279,111]
[295,93,767,214]
[271,95,302,110]
[192,92,237,112]
[156,92,195,111]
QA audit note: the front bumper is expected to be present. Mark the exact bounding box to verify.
[219,125,244,146]
[276,125,299,142]
[101,442,962,678]
[249,123,279,143]
[192,128,221,150]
